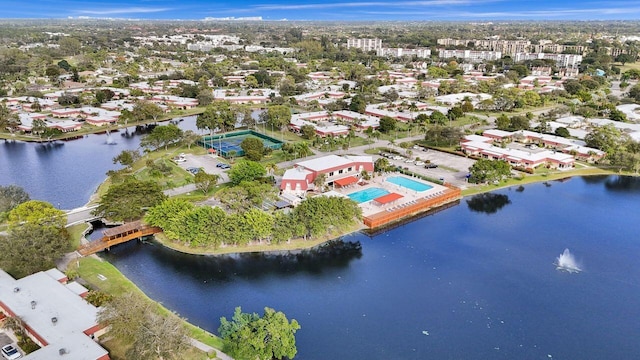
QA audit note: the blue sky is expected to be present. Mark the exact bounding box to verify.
[3,0,640,21]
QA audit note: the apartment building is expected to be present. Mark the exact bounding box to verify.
[346,38,383,52]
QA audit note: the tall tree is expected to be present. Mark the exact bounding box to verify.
[0,104,19,131]
[228,160,266,186]
[93,178,166,222]
[265,105,292,131]
[241,137,266,161]
[0,185,30,214]
[141,124,183,151]
[219,307,301,360]
[468,159,512,184]
[7,200,66,229]
[0,223,70,278]
[194,172,219,194]
[197,101,236,135]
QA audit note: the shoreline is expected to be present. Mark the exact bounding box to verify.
[149,167,630,257]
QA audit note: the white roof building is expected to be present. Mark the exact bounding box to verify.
[0,269,109,360]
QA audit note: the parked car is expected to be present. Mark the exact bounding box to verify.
[393,156,404,160]
[173,157,186,163]
[186,167,200,174]
[415,161,425,166]
[425,163,438,169]
[220,164,231,169]
[404,158,414,163]
[216,162,225,168]
[1,345,21,360]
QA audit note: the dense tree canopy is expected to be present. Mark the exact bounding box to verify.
[141,124,183,151]
[468,159,512,184]
[7,200,66,229]
[264,105,292,131]
[219,307,300,360]
[197,101,237,134]
[228,160,267,186]
[241,137,267,161]
[0,223,70,278]
[94,177,167,222]
[0,185,30,215]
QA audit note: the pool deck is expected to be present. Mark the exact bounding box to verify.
[334,174,462,229]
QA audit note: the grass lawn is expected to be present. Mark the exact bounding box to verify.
[461,167,618,197]
[67,223,91,248]
[72,257,224,356]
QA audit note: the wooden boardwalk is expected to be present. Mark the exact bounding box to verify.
[363,185,462,229]
[77,220,162,256]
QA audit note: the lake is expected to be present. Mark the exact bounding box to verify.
[96,176,640,360]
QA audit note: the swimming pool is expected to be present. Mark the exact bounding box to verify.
[386,176,433,192]
[347,187,390,204]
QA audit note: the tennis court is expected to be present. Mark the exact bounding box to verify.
[199,130,283,157]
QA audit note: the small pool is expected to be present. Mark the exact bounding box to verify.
[386,176,433,192]
[347,187,390,204]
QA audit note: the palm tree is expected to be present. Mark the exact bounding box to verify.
[265,162,278,175]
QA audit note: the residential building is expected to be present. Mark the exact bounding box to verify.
[346,38,383,52]
[0,268,109,360]
[281,155,374,195]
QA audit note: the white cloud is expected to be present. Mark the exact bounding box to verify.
[249,0,498,11]
[76,7,172,15]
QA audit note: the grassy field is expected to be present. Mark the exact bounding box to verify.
[67,223,91,248]
[71,257,223,358]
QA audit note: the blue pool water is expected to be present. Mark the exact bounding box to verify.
[347,187,390,203]
[387,176,433,192]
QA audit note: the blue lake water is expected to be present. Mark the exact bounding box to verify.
[0,116,203,209]
[3,118,640,359]
[99,176,640,360]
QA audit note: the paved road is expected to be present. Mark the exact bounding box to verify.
[65,205,99,226]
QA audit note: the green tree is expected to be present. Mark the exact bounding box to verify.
[241,137,266,161]
[585,124,626,154]
[609,109,628,122]
[219,307,301,360]
[7,200,66,229]
[424,125,463,147]
[349,94,367,114]
[228,160,267,186]
[130,101,163,124]
[0,104,20,131]
[265,105,292,131]
[181,130,202,149]
[194,171,219,194]
[555,127,571,138]
[378,116,397,133]
[197,101,236,135]
[468,159,512,184]
[374,157,390,172]
[112,150,141,170]
[94,178,167,222]
[300,124,317,140]
[429,110,447,125]
[141,124,183,151]
[615,53,634,66]
[0,223,70,278]
[0,185,30,214]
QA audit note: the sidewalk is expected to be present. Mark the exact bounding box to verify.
[189,338,234,360]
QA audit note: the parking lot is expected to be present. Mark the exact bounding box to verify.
[378,147,476,189]
[174,153,231,183]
